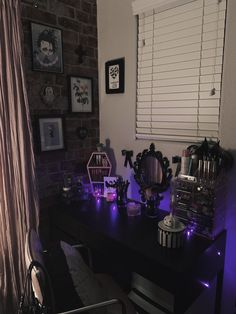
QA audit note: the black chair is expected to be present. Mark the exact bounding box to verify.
[24,229,136,314]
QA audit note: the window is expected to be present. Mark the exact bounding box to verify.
[132,0,227,142]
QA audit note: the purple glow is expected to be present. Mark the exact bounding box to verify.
[200,281,210,288]
[217,251,221,256]
[110,204,118,222]
[112,204,117,211]
[95,197,101,211]
[93,192,100,198]
[186,227,194,239]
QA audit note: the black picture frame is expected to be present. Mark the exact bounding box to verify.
[30,22,64,73]
[69,76,93,113]
[38,116,65,152]
[105,58,125,94]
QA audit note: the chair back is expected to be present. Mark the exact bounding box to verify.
[25,229,46,306]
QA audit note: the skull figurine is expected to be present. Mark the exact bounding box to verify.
[163,213,176,228]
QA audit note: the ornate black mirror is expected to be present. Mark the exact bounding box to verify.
[133,143,172,217]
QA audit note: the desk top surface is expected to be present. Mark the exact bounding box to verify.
[56,197,226,276]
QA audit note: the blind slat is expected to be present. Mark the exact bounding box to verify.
[154,84,199,93]
[155,25,202,43]
[152,92,199,101]
[152,115,198,122]
[155,8,203,28]
[153,68,200,80]
[156,0,203,20]
[151,121,198,129]
[136,133,218,142]
[152,100,199,107]
[154,43,201,58]
[155,60,200,72]
[153,76,199,86]
[152,107,198,114]
[154,17,202,36]
[155,34,202,50]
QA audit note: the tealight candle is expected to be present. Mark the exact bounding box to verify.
[106,191,116,202]
[127,202,141,216]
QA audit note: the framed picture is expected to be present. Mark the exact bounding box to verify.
[69,76,93,113]
[104,176,118,197]
[30,22,63,73]
[38,116,65,152]
[105,58,125,94]
[40,85,57,107]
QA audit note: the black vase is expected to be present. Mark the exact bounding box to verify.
[146,198,158,218]
[116,190,127,207]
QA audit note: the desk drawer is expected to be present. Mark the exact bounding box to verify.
[129,272,174,314]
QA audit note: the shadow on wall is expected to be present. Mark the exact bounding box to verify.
[104,138,116,176]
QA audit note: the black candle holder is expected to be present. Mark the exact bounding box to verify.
[106,177,130,207]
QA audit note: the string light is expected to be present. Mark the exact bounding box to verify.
[201,281,210,288]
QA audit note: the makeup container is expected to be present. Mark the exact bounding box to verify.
[197,159,203,181]
[189,154,198,176]
[181,149,190,175]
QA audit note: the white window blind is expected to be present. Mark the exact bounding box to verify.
[135,0,227,142]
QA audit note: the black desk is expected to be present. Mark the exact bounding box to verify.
[52,197,226,314]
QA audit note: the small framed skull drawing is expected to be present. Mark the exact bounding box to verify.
[40,85,57,107]
[105,58,125,94]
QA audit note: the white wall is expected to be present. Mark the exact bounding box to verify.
[97,0,236,312]
[97,0,186,199]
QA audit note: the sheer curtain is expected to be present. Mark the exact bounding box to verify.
[0,0,39,313]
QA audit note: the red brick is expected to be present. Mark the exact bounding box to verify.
[22,6,57,25]
[88,57,98,68]
[82,1,91,14]
[55,75,67,86]
[21,1,47,11]
[76,10,89,23]
[61,6,75,19]
[58,17,81,32]
[58,0,81,8]
[89,14,97,25]
[87,36,97,47]
[63,30,78,43]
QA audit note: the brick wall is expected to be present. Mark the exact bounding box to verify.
[21,0,99,203]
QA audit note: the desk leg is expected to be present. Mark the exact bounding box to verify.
[215,269,224,314]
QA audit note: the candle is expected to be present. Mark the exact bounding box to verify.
[127,202,141,216]
[106,191,116,202]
